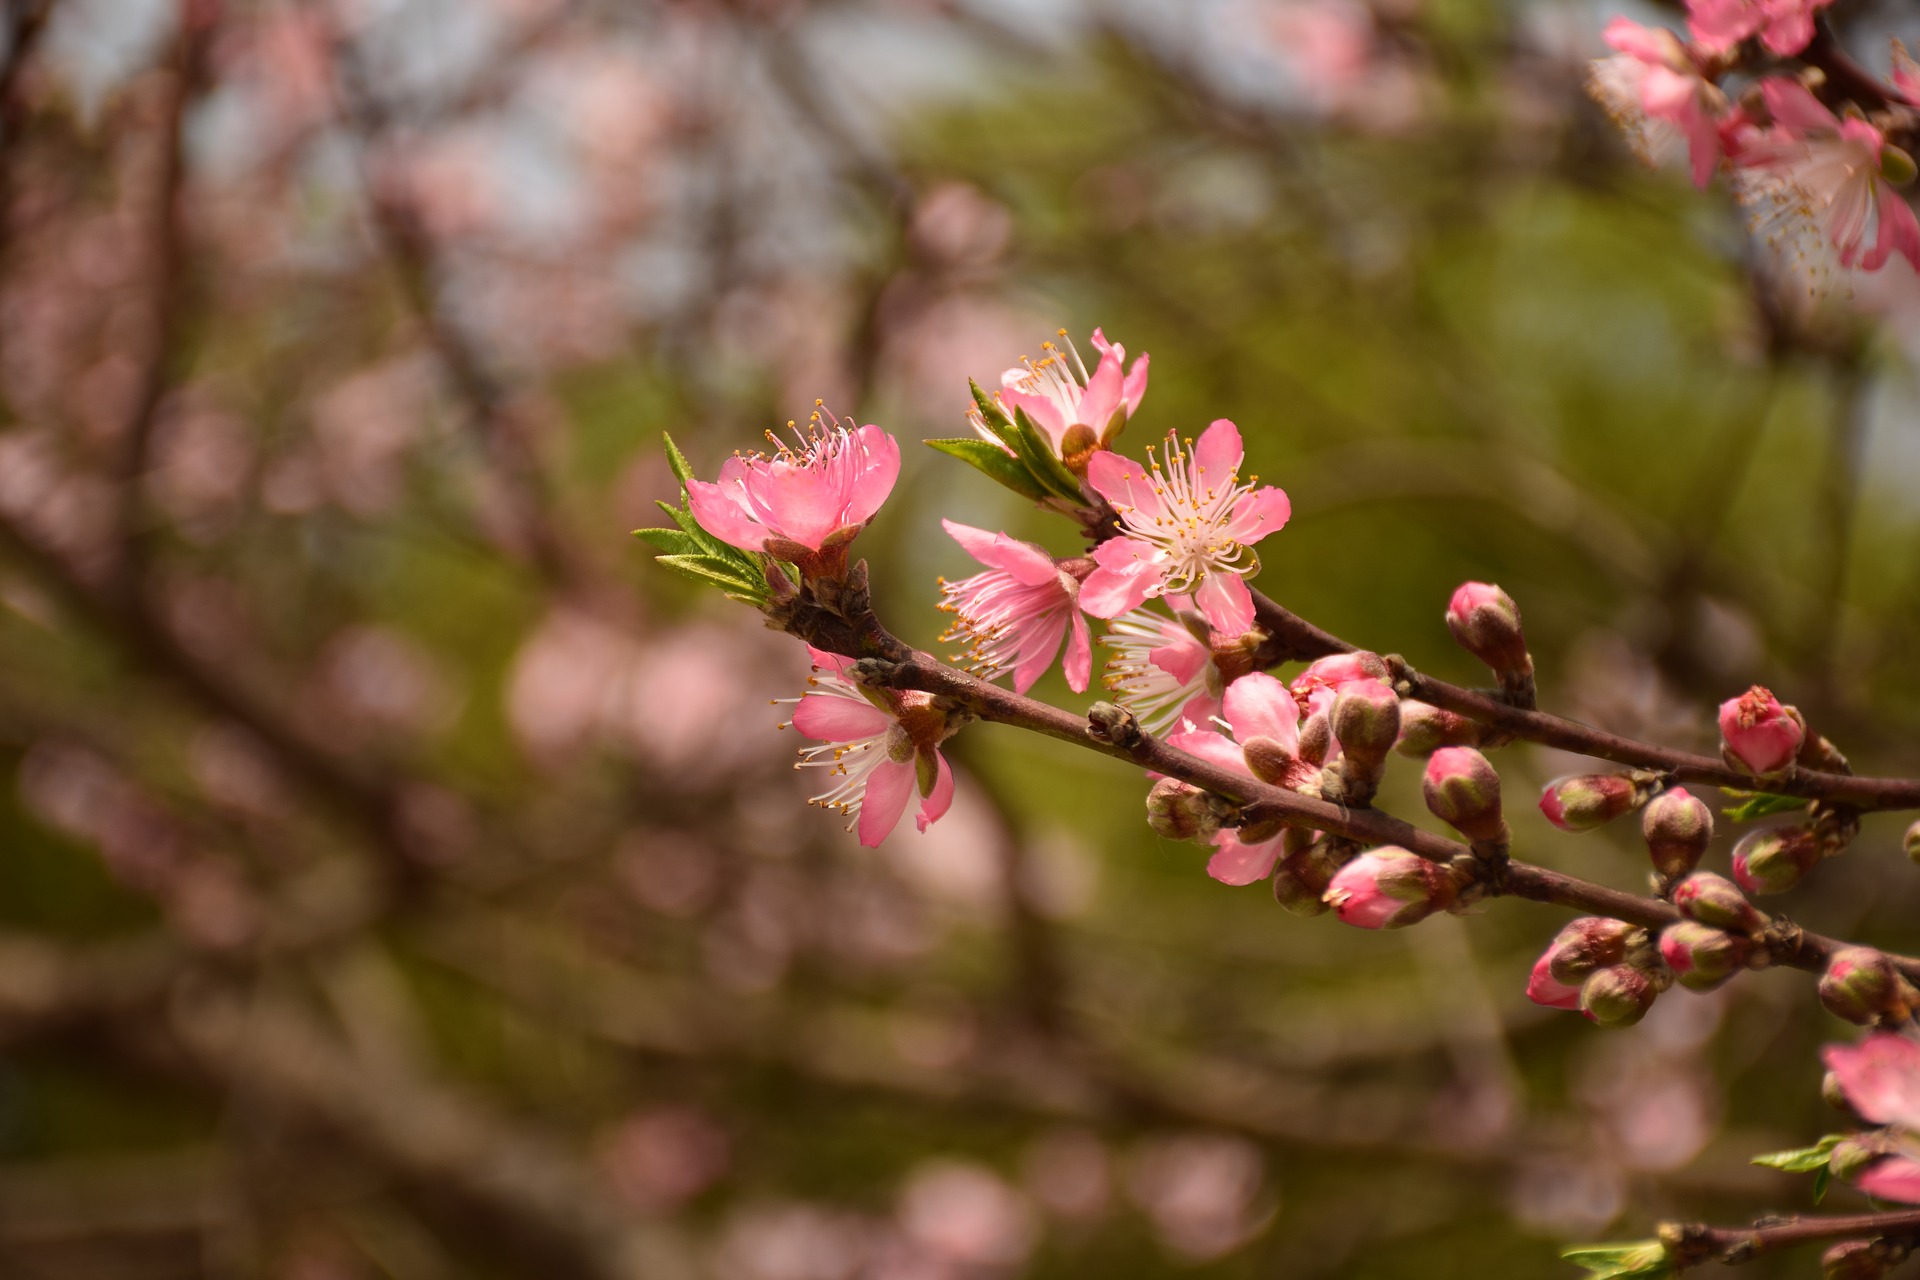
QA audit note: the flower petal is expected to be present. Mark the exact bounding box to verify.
[845,424,900,527]
[1191,419,1244,491]
[1206,831,1282,886]
[1085,449,1169,524]
[1078,538,1165,619]
[941,519,1058,586]
[1168,729,1254,778]
[1823,1035,1920,1131]
[857,759,916,848]
[1859,1156,1920,1205]
[1223,672,1300,754]
[1195,570,1255,636]
[916,750,955,831]
[792,692,891,742]
[1063,610,1092,693]
[1220,486,1292,545]
[685,476,768,552]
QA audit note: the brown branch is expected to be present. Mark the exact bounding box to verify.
[1663,1208,1920,1267]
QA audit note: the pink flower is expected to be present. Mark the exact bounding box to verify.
[1730,80,1920,275]
[937,520,1091,694]
[1098,596,1223,735]
[685,409,901,575]
[1587,19,1728,189]
[1288,651,1391,721]
[1079,420,1291,635]
[783,647,957,848]
[1323,847,1456,929]
[1166,673,1315,886]
[1717,683,1804,775]
[976,328,1148,461]
[1685,0,1832,57]
[1824,1034,1920,1203]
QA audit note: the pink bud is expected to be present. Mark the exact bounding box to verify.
[1640,786,1714,879]
[1718,686,1804,776]
[1670,872,1764,934]
[1329,680,1400,765]
[1732,825,1822,895]
[1579,965,1659,1028]
[1544,916,1637,986]
[1539,773,1644,832]
[1658,921,1751,992]
[1818,948,1905,1025]
[1393,700,1482,757]
[1322,847,1456,929]
[1444,582,1529,675]
[1423,747,1506,843]
[1822,1239,1891,1280]
[1526,951,1584,1010]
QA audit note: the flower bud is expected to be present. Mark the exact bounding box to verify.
[1445,581,1530,676]
[1822,1240,1891,1280]
[1580,964,1659,1028]
[1906,820,1920,868]
[1670,872,1765,935]
[1658,921,1751,992]
[1527,952,1583,1010]
[1829,1136,1888,1184]
[1423,747,1506,844]
[1271,838,1340,917]
[1323,847,1457,929]
[1732,824,1822,895]
[1330,680,1401,766]
[1545,916,1637,986]
[1818,947,1904,1025]
[1146,778,1223,843]
[1295,712,1333,767]
[1718,685,1804,776]
[1393,700,1481,757]
[1641,787,1713,880]
[1539,773,1645,832]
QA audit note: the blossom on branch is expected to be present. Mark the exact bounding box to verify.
[1079,420,1291,635]
[1166,673,1316,886]
[783,648,959,848]
[937,520,1091,694]
[971,328,1149,466]
[1098,596,1225,735]
[686,407,900,577]
[1586,18,1729,189]
[1685,0,1833,57]
[1823,1035,1920,1202]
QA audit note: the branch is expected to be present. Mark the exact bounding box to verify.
[1663,1208,1920,1267]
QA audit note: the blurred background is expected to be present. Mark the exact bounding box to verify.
[5,0,1920,1276]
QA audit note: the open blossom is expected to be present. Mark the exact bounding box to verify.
[1686,0,1832,57]
[1730,80,1920,277]
[783,648,957,848]
[1717,682,1803,775]
[1079,420,1290,636]
[1823,1035,1920,1203]
[973,328,1148,464]
[1166,673,1315,885]
[1586,18,1728,189]
[937,520,1091,694]
[685,408,901,574]
[1099,596,1224,734]
[1288,651,1390,721]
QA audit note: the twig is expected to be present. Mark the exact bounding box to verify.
[1663,1208,1920,1267]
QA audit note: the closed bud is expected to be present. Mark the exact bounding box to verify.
[1671,872,1766,935]
[1539,773,1646,832]
[1146,778,1223,843]
[1580,964,1659,1028]
[1423,747,1506,843]
[1819,947,1903,1025]
[1445,581,1531,676]
[1241,736,1308,789]
[1545,916,1637,985]
[1829,1135,1889,1184]
[1641,787,1713,880]
[1658,921,1751,992]
[1732,824,1822,895]
[1271,839,1340,917]
[1330,680,1401,766]
[1718,685,1804,776]
[1296,712,1333,767]
[1823,1240,1891,1280]
[1527,951,1584,1010]
[1323,847,1457,929]
[1906,820,1920,867]
[1394,700,1482,757]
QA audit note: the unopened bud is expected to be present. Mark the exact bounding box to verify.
[1671,871,1766,935]
[1580,964,1659,1028]
[1296,712,1333,767]
[1658,921,1751,992]
[1545,916,1638,985]
[1423,747,1506,843]
[1330,680,1401,766]
[1905,820,1920,867]
[1445,581,1531,676]
[1732,824,1822,895]
[1394,700,1482,757]
[1641,787,1713,880]
[1819,947,1904,1025]
[1829,1135,1888,1184]
[1823,1240,1891,1280]
[1539,773,1646,832]
[1527,951,1584,1010]
[1272,837,1344,916]
[1146,778,1223,843]
[1719,685,1804,777]
[1323,847,1457,929]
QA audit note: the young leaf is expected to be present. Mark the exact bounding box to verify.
[661,431,698,487]
[1721,791,1809,822]
[1813,1165,1833,1203]
[633,526,704,556]
[968,379,1020,449]
[1009,405,1088,501]
[1751,1134,1845,1173]
[925,438,1051,502]
[1561,1240,1672,1278]
[655,554,766,598]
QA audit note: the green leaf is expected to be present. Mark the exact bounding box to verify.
[1009,405,1088,501]
[967,379,1020,449]
[1721,790,1808,822]
[1752,1134,1845,1172]
[655,554,764,597]
[632,526,704,556]
[661,431,697,487]
[1561,1240,1672,1278]
[652,499,759,577]
[1814,1166,1833,1203]
[925,438,1051,502]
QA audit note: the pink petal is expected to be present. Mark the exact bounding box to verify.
[845,424,901,526]
[1604,16,1682,64]
[1877,190,1920,271]
[1002,388,1067,448]
[1010,610,1069,695]
[684,477,768,552]
[1220,486,1292,545]
[1759,77,1839,136]
[1078,345,1124,429]
[1759,2,1815,56]
[747,456,844,551]
[1191,419,1244,490]
[1206,832,1283,886]
[1149,633,1209,686]
[940,519,1058,586]
[1167,729,1255,778]
[1822,1036,1920,1131]
[1195,571,1255,637]
[857,759,916,848]
[1859,1156,1920,1205]
[1223,672,1300,754]
[1078,539,1165,619]
[1120,352,1149,416]
[792,692,891,742]
[1085,449,1169,524]
[1063,610,1092,693]
[916,751,955,832]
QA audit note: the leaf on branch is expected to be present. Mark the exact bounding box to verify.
[661,431,698,487]
[655,554,764,595]
[925,438,1051,502]
[1813,1166,1833,1203]
[1560,1240,1673,1278]
[1751,1133,1845,1173]
[1720,790,1810,822]
[632,526,705,556]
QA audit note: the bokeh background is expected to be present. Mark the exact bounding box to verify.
[5,0,1920,1277]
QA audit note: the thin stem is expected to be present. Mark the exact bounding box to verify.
[1665,1208,1920,1267]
